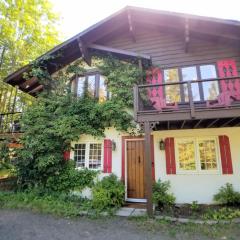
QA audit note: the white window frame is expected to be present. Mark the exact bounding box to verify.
[74,141,103,171]
[175,136,221,175]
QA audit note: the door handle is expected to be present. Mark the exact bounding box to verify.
[138,156,141,163]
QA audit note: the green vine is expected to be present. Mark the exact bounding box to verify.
[16,54,144,192]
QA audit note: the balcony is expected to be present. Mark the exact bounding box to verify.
[0,112,22,136]
[0,82,33,137]
[134,76,240,129]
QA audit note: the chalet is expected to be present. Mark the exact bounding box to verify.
[2,6,240,216]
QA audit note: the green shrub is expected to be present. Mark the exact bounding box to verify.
[203,207,240,220]
[17,160,97,194]
[153,179,175,208]
[190,201,200,212]
[92,174,125,211]
[214,183,240,206]
[44,161,98,193]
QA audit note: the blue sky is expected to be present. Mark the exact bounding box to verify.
[51,0,240,40]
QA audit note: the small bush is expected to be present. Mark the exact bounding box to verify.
[92,174,125,211]
[44,161,98,193]
[214,183,240,206]
[203,207,240,220]
[153,179,175,209]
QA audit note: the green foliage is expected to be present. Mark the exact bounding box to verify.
[97,56,144,107]
[153,180,176,208]
[45,162,97,193]
[16,93,132,191]
[0,191,90,217]
[203,207,240,220]
[92,174,125,211]
[0,0,60,79]
[214,183,240,206]
[190,201,199,212]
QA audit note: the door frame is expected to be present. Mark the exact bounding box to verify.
[121,135,155,202]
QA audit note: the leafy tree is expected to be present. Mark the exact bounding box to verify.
[0,0,61,80]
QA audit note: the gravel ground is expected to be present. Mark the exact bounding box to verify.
[0,209,170,240]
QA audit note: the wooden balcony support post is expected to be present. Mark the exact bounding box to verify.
[144,121,153,217]
[187,81,195,118]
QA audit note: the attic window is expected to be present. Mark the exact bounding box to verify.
[75,72,110,101]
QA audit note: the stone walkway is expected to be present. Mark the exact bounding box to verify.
[116,207,147,217]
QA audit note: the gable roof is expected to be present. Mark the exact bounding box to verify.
[4,5,240,95]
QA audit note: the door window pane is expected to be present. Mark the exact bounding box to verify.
[200,65,219,100]
[198,139,218,170]
[164,68,181,103]
[182,66,200,101]
[177,139,196,171]
[77,77,85,97]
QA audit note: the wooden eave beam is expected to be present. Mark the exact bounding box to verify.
[28,85,43,94]
[77,38,91,66]
[127,9,136,42]
[19,77,38,90]
[89,43,151,61]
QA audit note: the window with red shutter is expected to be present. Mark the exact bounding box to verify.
[165,137,176,174]
[219,135,233,174]
[103,139,112,173]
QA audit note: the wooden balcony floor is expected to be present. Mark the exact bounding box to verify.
[136,104,240,130]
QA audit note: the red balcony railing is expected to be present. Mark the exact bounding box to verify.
[134,76,240,121]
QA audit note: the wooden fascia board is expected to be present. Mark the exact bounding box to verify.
[89,43,151,60]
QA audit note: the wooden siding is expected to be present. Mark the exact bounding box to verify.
[103,26,240,73]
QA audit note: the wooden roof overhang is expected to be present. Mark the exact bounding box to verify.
[4,6,240,96]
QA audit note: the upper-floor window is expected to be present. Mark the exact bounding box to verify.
[163,64,219,103]
[75,72,110,102]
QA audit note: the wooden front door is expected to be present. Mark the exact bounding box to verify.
[126,140,145,199]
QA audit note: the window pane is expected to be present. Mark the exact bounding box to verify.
[87,75,96,97]
[200,65,219,100]
[89,143,102,169]
[99,75,108,102]
[74,144,86,168]
[182,66,200,101]
[198,139,218,170]
[177,139,196,171]
[164,69,181,103]
[77,77,85,97]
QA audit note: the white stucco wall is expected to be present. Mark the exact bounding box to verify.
[71,127,240,204]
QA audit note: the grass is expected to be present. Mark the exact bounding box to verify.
[0,191,93,217]
[130,216,240,239]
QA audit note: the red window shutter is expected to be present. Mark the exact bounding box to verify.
[219,135,233,174]
[217,59,240,93]
[103,139,112,173]
[63,151,70,161]
[165,137,176,174]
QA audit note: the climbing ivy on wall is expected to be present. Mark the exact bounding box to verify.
[16,54,143,192]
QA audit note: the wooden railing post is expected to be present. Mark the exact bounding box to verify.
[187,81,195,118]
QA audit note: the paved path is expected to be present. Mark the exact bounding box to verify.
[0,209,170,240]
